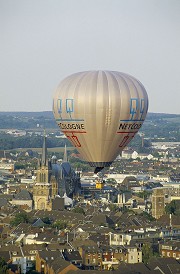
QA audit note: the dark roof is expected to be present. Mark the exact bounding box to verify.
[0,245,23,257]
[147,257,180,274]
[157,214,180,227]
[71,239,98,249]
[74,223,97,233]
[118,263,161,274]
[0,198,8,207]
[90,213,114,226]
[31,209,84,224]
[49,257,78,272]
[89,233,107,245]
[38,250,62,261]
[35,233,60,243]
[22,244,44,256]
[11,223,32,235]
[32,218,46,227]
[52,197,64,211]
[0,250,11,262]
[63,250,82,262]
[0,194,13,200]
[14,189,32,200]
[80,245,100,253]
[167,264,180,274]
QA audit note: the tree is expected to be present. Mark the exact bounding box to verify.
[142,243,153,264]
[52,220,68,230]
[108,204,119,212]
[0,257,8,274]
[42,217,51,225]
[135,191,149,200]
[140,211,155,222]
[10,212,29,227]
[106,178,117,185]
[165,200,177,215]
[72,207,85,215]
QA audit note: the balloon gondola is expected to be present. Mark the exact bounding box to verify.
[53,71,148,173]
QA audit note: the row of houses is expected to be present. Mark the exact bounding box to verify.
[0,236,179,273]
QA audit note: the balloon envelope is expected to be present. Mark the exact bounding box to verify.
[53,71,148,172]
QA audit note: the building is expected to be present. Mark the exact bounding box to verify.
[36,250,78,274]
[117,191,132,206]
[151,188,165,219]
[160,240,180,260]
[33,136,81,211]
[11,189,33,211]
[33,136,58,210]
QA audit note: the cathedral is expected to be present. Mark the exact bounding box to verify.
[33,136,80,211]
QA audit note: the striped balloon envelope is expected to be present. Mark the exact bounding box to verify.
[53,71,148,173]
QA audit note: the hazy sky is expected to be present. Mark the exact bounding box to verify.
[0,0,180,114]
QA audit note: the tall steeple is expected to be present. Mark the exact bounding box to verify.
[42,131,47,166]
[63,144,68,162]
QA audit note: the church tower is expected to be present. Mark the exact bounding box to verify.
[152,188,165,219]
[33,135,58,210]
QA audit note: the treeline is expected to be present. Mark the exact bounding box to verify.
[0,112,179,131]
[0,112,57,129]
[146,113,180,119]
[0,132,71,150]
[0,112,179,146]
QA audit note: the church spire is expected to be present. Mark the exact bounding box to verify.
[63,144,68,162]
[42,131,47,166]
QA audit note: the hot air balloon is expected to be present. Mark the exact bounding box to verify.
[53,71,148,173]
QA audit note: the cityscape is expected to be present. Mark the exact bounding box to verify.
[1,1,180,274]
[0,111,179,274]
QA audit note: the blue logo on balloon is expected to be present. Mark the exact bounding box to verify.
[55,98,84,122]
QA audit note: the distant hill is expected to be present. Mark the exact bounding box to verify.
[0,111,179,142]
[0,111,57,130]
[147,112,180,122]
[0,111,53,118]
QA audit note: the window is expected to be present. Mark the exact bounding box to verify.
[173,253,176,258]
[30,250,36,254]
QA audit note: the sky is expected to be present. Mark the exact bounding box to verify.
[0,0,180,114]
